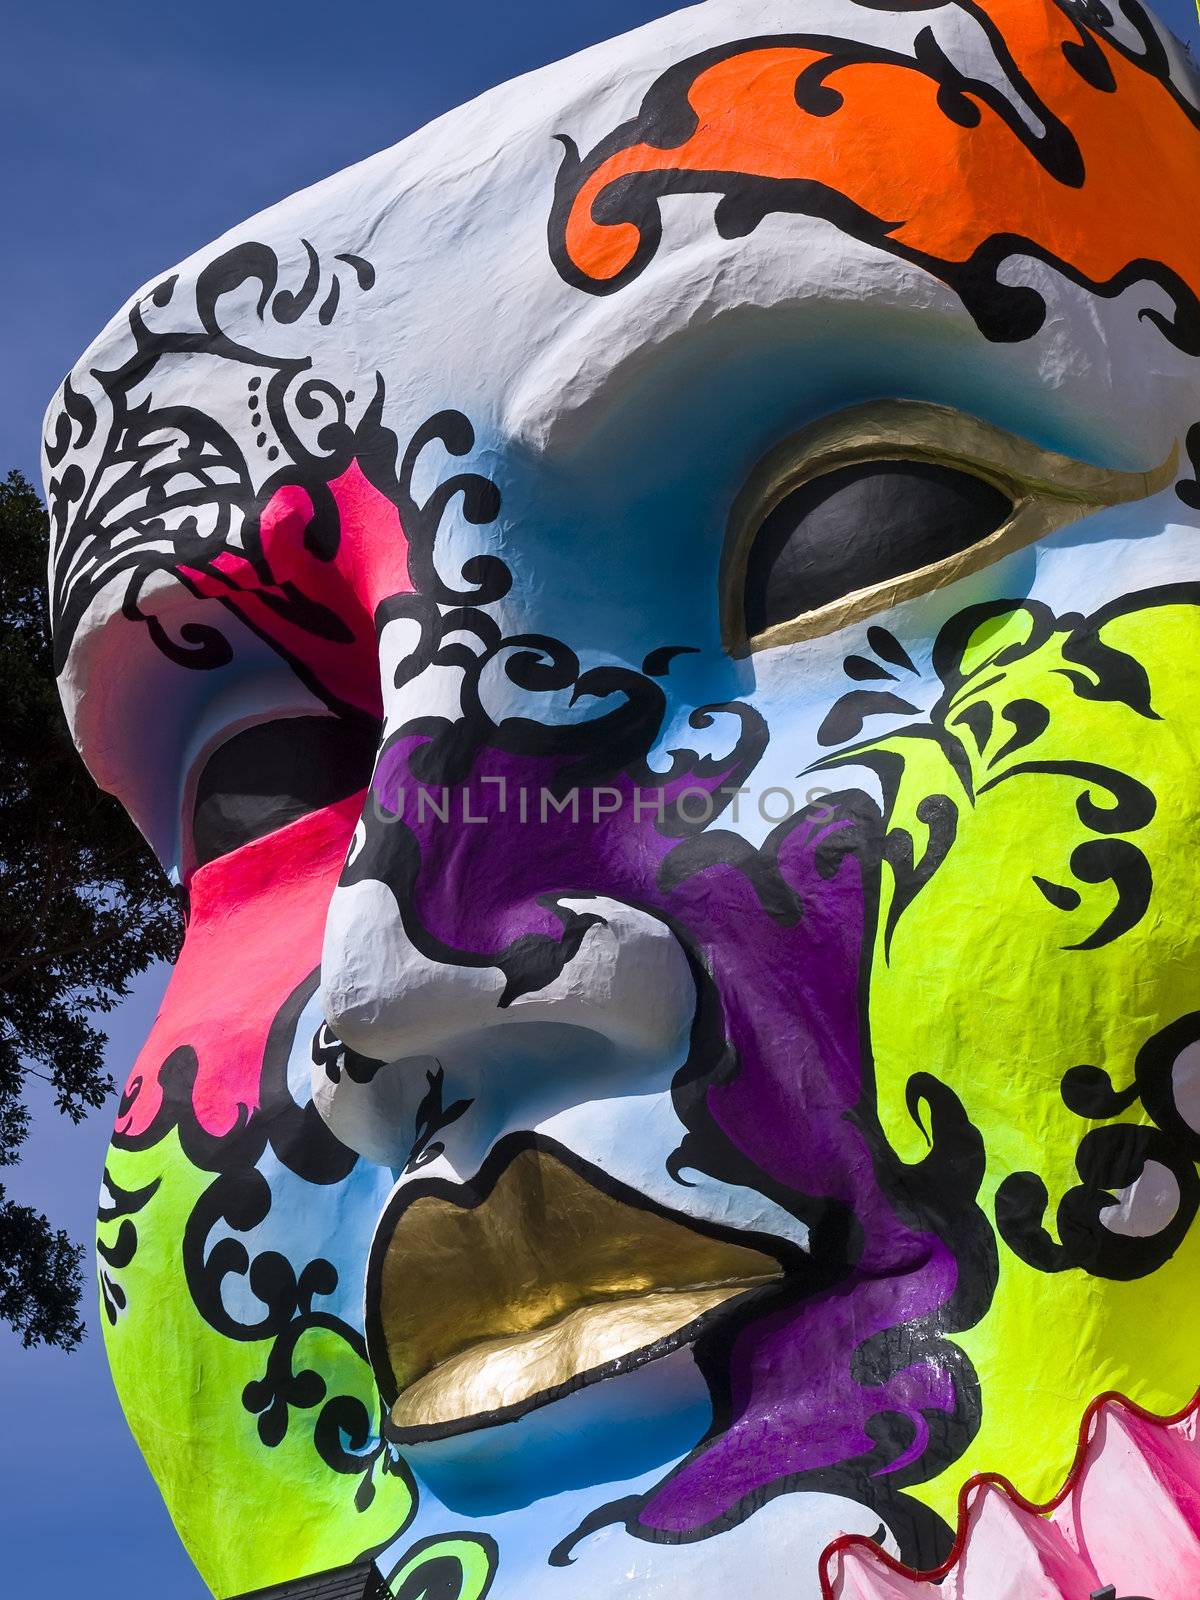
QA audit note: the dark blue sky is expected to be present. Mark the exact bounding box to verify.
[3,3,1198,1596]
[1,0,672,482]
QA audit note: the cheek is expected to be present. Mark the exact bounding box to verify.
[117,795,363,1141]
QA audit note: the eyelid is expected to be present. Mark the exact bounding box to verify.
[722,399,1177,656]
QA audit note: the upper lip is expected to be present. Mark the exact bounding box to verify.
[366,1133,792,1440]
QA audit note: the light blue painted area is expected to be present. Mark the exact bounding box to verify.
[399,1345,710,1519]
[384,1356,708,1580]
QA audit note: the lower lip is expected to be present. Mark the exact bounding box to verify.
[387,1278,777,1443]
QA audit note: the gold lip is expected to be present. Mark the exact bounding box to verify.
[368,1140,786,1438]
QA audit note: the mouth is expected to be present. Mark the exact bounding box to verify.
[366,1134,789,1442]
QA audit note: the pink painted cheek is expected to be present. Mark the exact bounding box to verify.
[116,793,363,1141]
[179,461,414,718]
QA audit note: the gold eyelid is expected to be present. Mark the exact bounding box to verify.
[721,399,1178,656]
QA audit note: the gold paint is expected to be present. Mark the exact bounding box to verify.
[721,400,1178,655]
[377,1148,782,1431]
[392,1283,758,1431]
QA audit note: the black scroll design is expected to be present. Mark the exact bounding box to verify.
[47,240,381,673]
[1053,0,1200,128]
[111,976,410,1510]
[812,593,1178,954]
[1178,422,1200,511]
[45,239,519,759]
[382,1533,500,1600]
[96,1168,161,1325]
[996,1011,1200,1280]
[405,1067,473,1174]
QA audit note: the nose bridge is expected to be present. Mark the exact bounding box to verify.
[315,613,724,1154]
[319,646,676,1059]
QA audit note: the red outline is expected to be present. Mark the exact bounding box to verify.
[819,1387,1200,1597]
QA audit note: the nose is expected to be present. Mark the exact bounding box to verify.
[316,875,696,1164]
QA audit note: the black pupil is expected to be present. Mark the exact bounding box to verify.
[193,715,379,867]
[743,458,1013,636]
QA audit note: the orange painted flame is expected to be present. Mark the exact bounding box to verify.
[552,0,1200,347]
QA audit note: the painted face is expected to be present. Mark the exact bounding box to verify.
[44,2,1200,1597]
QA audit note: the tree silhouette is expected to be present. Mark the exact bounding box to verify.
[0,469,181,1349]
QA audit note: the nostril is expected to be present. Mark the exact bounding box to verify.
[310,1022,387,1091]
[311,1027,441,1168]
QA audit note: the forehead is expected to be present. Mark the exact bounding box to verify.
[43,0,1200,824]
[48,0,1200,431]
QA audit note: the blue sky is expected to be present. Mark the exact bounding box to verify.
[3,2,1198,1596]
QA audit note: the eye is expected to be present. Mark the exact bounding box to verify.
[726,401,1173,653]
[743,458,1013,638]
[192,715,379,868]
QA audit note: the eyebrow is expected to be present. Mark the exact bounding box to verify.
[504,250,1151,476]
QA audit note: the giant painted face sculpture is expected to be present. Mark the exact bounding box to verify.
[43,2,1200,1596]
